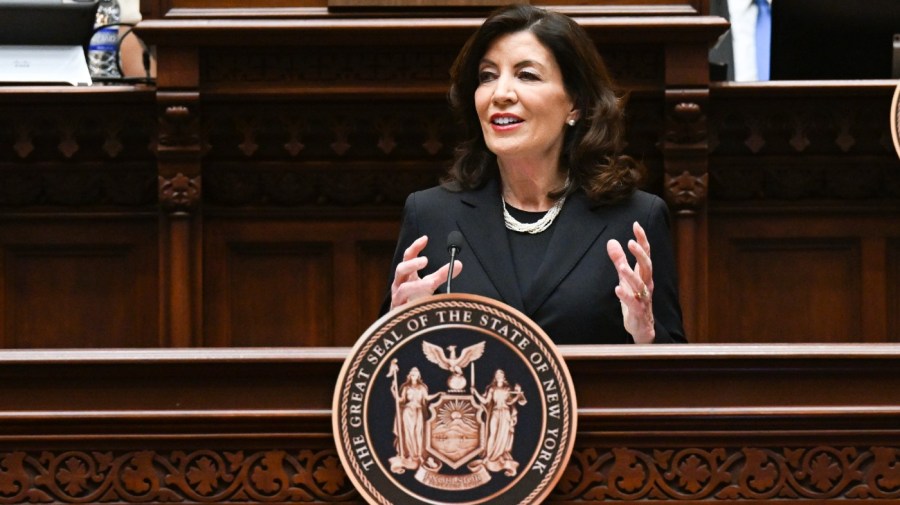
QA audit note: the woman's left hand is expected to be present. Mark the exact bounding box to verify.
[606,221,655,343]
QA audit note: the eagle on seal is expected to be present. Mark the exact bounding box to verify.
[422,341,486,391]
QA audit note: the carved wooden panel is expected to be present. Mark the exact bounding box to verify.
[0,92,156,208]
[0,447,357,503]
[705,84,900,344]
[199,44,662,94]
[709,85,900,203]
[203,219,398,346]
[709,237,861,342]
[708,215,900,344]
[198,94,662,208]
[0,219,159,348]
[557,445,900,502]
[1,444,898,503]
[358,240,397,328]
[225,242,335,346]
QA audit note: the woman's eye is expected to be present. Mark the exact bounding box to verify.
[478,71,497,83]
[518,71,540,81]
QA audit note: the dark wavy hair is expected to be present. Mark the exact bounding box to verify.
[445,4,643,203]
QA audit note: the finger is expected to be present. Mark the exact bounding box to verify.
[391,279,429,308]
[402,235,429,262]
[449,259,463,279]
[606,239,629,271]
[616,259,646,298]
[628,239,653,288]
[393,256,428,287]
[609,244,647,300]
[393,259,463,309]
[424,260,464,290]
[631,222,652,283]
[607,239,641,290]
[632,221,650,256]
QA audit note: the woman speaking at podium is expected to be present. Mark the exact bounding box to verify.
[383,4,686,345]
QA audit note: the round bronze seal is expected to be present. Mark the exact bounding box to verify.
[333,293,577,505]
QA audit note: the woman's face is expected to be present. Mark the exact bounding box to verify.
[474,30,577,164]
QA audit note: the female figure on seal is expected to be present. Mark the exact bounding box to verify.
[390,367,437,471]
[472,369,527,476]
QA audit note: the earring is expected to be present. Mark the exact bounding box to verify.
[567,119,576,126]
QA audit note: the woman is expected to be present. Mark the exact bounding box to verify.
[389,367,437,472]
[471,369,526,476]
[385,5,686,344]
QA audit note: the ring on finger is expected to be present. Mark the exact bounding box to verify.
[635,285,650,300]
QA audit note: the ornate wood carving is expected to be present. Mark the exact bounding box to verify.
[158,102,202,154]
[191,96,664,209]
[663,94,709,212]
[203,47,454,86]
[1,445,898,503]
[709,84,900,202]
[204,163,441,208]
[554,446,900,501]
[660,86,710,341]
[200,44,663,91]
[0,167,155,207]
[0,449,358,503]
[665,169,708,211]
[159,173,202,211]
[0,93,156,208]
[155,90,204,345]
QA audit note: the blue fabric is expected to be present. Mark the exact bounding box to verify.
[755,0,771,80]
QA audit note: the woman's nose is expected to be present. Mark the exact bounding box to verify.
[492,75,517,104]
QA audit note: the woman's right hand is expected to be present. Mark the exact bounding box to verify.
[390,235,463,310]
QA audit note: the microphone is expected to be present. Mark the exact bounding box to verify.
[446,231,463,294]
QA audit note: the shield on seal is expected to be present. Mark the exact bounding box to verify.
[426,393,485,469]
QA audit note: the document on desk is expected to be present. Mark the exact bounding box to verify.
[0,45,92,86]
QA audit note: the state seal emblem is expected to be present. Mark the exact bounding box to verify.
[333,293,577,504]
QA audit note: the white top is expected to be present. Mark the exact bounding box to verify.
[727,0,772,81]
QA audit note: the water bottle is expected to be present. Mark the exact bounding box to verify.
[88,0,121,79]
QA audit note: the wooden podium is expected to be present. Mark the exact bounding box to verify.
[1,345,899,503]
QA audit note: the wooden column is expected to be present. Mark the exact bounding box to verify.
[155,46,203,347]
[663,42,711,342]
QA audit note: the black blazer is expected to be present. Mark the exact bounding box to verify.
[382,177,686,345]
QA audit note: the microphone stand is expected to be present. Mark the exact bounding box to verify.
[446,245,459,294]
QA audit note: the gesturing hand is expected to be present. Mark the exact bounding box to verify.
[390,235,463,310]
[606,221,655,343]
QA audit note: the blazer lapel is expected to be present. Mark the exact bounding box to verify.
[455,178,525,311]
[523,192,608,315]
